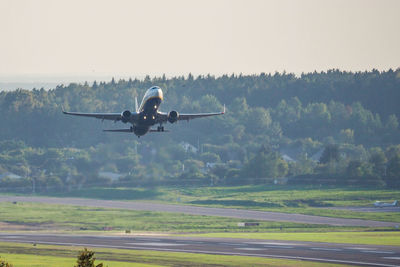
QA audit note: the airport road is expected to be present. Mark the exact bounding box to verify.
[325,206,400,213]
[0,196,398,227]
[0,233,399,266]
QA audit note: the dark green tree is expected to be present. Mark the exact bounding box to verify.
[319,145,340,164]
[386,114,399,131]
[386,153,400,187]
[245,107,272,135]
[369,148,387,178]
[242,146,288,179]
[346,160,372,178]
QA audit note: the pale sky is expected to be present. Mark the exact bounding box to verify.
[0,0,399,78]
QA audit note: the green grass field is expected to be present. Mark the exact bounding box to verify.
[42,185,400,222]
[1,185,400,253]
[0,202,357,233]
[187,231,400,246]
[45,185,400,207]
[0,242,356,267]
[0,254,159,267]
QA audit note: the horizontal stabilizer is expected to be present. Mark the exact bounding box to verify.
[149,129,170,132]
[103,129,133,133]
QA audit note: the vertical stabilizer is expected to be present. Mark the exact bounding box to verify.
[135,97,139,112]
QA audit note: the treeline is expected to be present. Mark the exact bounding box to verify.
[1,140,399,191]
[0,69,399,189]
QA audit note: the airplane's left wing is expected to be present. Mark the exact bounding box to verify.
[63,110,122,121]
[103,128,132,132]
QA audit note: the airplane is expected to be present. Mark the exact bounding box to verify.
[373,200,398,208]
[63,86,225,137]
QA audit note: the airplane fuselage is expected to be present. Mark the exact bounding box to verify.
[133,86,163,136]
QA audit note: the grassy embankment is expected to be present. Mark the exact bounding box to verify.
[0,242,357,267]
[44,185,400,222]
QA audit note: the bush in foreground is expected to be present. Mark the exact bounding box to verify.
[0,257,13,267]
[75,248,103,267]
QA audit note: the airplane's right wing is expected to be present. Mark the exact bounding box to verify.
[177,111,225,121]
[157,105,225,123]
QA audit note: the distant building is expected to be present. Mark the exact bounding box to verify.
[281,154,295,162]
[274,177,289,185]
[98,171,124,182]
[205,162,226,169]
[203,162,228,174]
[0,172,22,181]
[238,222,260,227]
[179,142,198,153]
[279,148,300,162]
[227,160,242,169]
[310,149,324,162]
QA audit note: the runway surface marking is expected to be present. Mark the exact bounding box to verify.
[383,257,400,260]
[346,247,379,250]
[0,196,398,227]
[218,242,244,246]
[361,250,395,254]
[248,242,300,246]
[235,247,264,250]
[127,242,184,246]
[263,245,293,249]
[311,247,342,251]
[176,240,204,244]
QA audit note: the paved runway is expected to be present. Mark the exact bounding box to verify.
[0,233,399,266]
[0,196,398,227]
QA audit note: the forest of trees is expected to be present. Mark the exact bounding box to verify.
[0,69,399,191]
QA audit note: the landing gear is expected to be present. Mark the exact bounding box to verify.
[131,126,139,138]
[157,126,165,132]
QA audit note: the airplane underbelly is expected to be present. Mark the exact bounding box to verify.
[133,125,150,136]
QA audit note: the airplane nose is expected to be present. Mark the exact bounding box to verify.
[156,88,164,100]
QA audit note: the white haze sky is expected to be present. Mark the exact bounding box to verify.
[0,0,399,78]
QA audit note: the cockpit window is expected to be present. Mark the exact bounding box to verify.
[151,86,158,90]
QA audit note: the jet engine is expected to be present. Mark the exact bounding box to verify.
[168,110,179,123]
[121,110,131,123]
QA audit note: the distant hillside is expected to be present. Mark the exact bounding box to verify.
[0,70,399,189]
[0,82,62,91]
[0,70,398,148]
